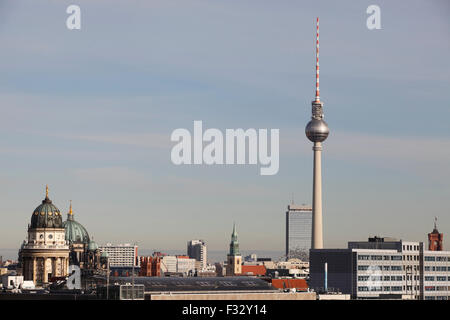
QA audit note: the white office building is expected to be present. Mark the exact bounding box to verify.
[99,243,138,267]
[310,237,450,300]
[160,256,177,273]
[160,255,196,276]
[177,257,196,275]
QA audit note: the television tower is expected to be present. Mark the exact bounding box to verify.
[305,17,329,249]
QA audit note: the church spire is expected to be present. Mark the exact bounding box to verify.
[229,222,240,256]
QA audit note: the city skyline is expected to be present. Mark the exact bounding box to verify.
[1,0,449,255]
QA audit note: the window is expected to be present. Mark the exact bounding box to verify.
[371,255,382,260]
[358,255,370,260]
[436,277,446,282]
[425,286,435,291]
[383,266,390,271]
[391,286,402,292]
[358,276,369,281]
[425,256,435,261]
[370,286,382,291]
[383,287,390,291]
[391,256,402,261]
[358,286,369,292]
[383,276,390,281]
[383,256,390,260]
[391,266,402,271]
[425,276,435,281]
[358,265,369,271]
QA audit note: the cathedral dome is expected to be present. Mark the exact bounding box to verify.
[62,202,90,244]
[30,186,63,229]
[88,240,99,251]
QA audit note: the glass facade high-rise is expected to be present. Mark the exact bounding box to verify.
[285,205,312,261]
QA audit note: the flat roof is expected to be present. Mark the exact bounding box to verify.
[109,276,277,292]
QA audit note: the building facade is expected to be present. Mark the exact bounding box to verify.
[139,256,161,277]
[187,240,207,270]
[176,256,196,275]
[19,186,70,285]
[99,243,138,268]
[286,205,312,261]
[226,223,242,276]
[310,237,450,300]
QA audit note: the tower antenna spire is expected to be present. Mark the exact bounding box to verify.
[315,17,320,102]
[305,17,329,250]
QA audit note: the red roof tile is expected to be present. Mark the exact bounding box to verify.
[271,279,308,290]
[240,265,267,276]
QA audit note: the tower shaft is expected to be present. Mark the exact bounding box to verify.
[312,142,323,249]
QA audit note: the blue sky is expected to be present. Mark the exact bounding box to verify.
[0,0,449,259]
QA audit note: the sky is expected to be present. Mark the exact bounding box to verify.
[0,0,449,260]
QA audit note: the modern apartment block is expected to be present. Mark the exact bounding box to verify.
[285,205,312,260]
[99,243,138,267]
[310,237,450,300]
[187,240,207,270]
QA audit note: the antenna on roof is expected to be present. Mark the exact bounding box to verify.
[315,17,320,103]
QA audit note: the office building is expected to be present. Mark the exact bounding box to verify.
[310,235,450,300]
[99,243,138,268]
[187,240,207,270]
[286,204,312,260]
[176,256,196,275]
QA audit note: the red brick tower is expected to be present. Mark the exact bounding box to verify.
[428,217,443,251]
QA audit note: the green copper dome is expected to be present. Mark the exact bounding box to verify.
[30,186,63,229]
[62,202,90,244]
[88,240,99,251]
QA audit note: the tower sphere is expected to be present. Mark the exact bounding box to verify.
[305,118,329,143]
